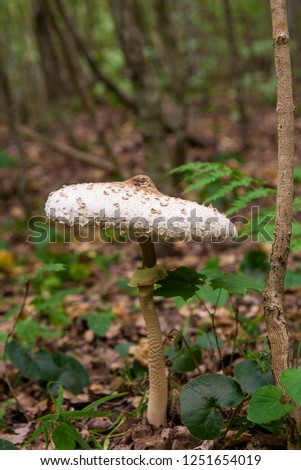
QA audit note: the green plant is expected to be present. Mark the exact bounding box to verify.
[3,264,90,394]
[23,383,126,450]
[181,374,245,439]
[169,161,301,252]
[152,256,298,439]
[169,162,275,216]
[154,264,280,439]
[155,265,264,358]
[7,339,89,394]
[0,439,18,450]
[165,331,203,373]
[82,310,115,338]
[180,359,301,441]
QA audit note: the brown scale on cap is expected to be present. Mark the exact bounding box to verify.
[126,175,163,195]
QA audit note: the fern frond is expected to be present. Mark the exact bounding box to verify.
[203,176,252,204]
[193,162,232,176]
[183,163,233,192]
[171,162,275,217]
[184,171,231,193]
[226,187,275,215]
[169,162,203,175]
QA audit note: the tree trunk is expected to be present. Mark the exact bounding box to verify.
[264,0,300,449]
[44,0,121,176]
[154,0,188,175]
[32,0,65,100]
[222,0,249,149]
[54,0,137,111]
[109,0,171,191]
[32,0,85,147]
[0,63,29,216]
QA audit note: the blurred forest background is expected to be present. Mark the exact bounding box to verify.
[1,0,301,208]
[1,0,301,450]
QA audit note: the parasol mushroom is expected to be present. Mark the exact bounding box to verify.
[45,175,236,427]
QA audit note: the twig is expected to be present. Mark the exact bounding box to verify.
[18,125,115,173]
[230,296,240,367]
[219,400,245,442]
[195,290,225,374]
[165,328,202,374]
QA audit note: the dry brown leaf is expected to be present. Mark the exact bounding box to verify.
[129,338,148,367]
[0,423,32,445]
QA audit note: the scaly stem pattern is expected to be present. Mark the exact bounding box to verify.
[134,235,168,427]
[139,285,168,427]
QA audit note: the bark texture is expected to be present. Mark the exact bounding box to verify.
[265,0,300,448]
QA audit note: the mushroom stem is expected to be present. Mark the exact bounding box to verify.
[136,235,157,268]
[135,235,168,427]
[139,284,168,427]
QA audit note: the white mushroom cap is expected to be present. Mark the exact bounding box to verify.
[45,175,236,242]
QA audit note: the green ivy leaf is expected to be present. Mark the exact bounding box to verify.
[7,340,43,382]
[155,267,206,301]
[166,344,202,372]
[280,369,301,407]
[53,352,89,394]
[247,385,293,423]
[209,273,264,295]
[195,285,229,306]
[114,342,136,357]
[284,270,301,290]
[52,423,76,450]
[240,250,269,282]
[7,340,89,394]
[180,374,244,439]
[0,438,18,450]
[234,360,274,393]
[15,318,60,347]
[196,332,223,350]
[35,263,66,274]
[83,311,114,337]
[34,350,63,381]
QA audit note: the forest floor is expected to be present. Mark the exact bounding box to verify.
[0,104,301,450]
